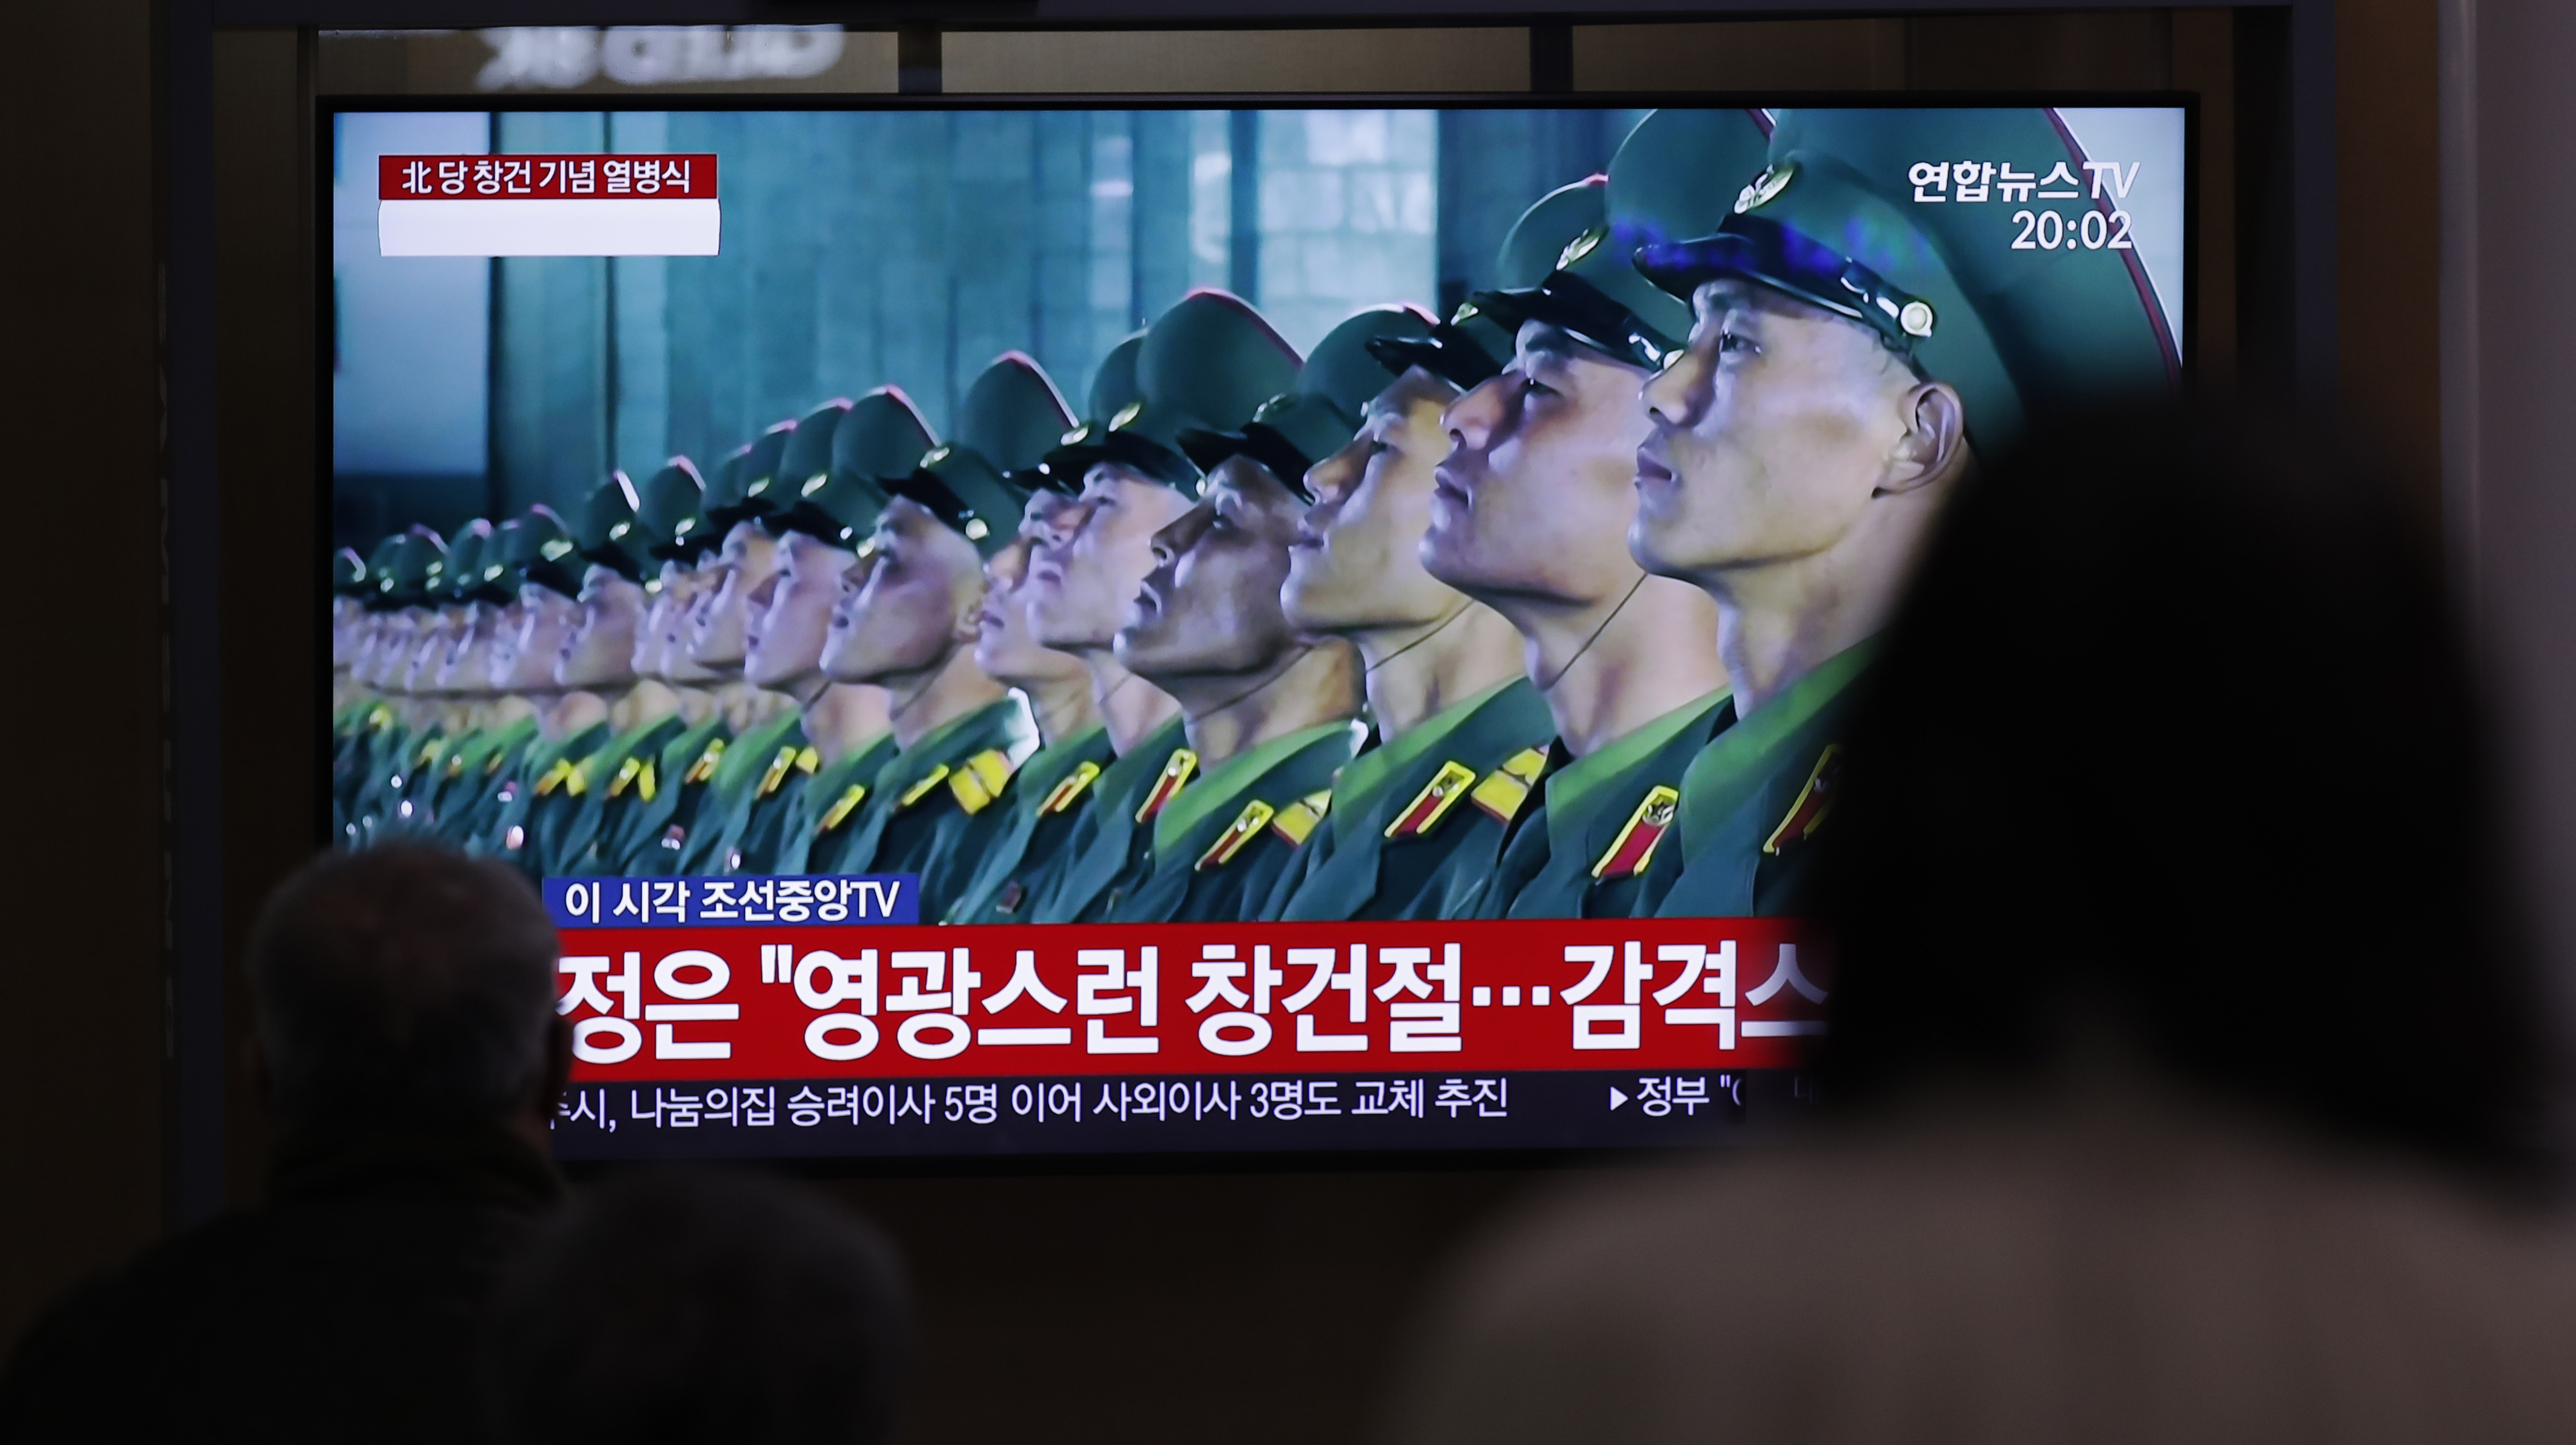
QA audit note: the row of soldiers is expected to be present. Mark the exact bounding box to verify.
[333,105,2169,923]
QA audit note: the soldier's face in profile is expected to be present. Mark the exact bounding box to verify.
[975,533,1088,691]
[744,532,855,691]
[825,500,981,686]
[434,603,498,695]
[496,585,580,694]
[558,565,644,691]
[687,521,779,670]
[1117,456,1307,683]
[658,565,721,685]
[1025,465,1193,654]
[1286,371,1462,636]
[1422,322,1657,608]
[633,562,680,676]
[1634,279,1925,580]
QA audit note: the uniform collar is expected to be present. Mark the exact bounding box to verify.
[872,695,1035,791]
[1013,722,1113,804]
[1542,689,1730,861]
[1331,677,1527,844]
[1152,718,1367,856]
[1678,638,1878,836]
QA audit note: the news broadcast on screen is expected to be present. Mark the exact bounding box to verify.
[328,101,2186,1160]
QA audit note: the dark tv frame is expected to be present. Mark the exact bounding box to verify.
[180,2,2324,1222]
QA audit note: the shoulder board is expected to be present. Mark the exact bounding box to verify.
[445,753,467,780]
[947,748,1018,816]
[1039,760,1102,816]
[756,744,801,798]
[899,763,952,809]
[486,748,510,777]
[1134,748,1198,824]
[566,756,593,797]
[1591,783,1681,880]
[1470,745,1549,824]
[636,759,657,803]
[607,754,645,798]
[795,745,821,774]
[1762,743,1846,856]
[1271,789,1332,847]
[1384,760,1480,841]
[683,737,727,785]
[417,738,446,767]
[368,704,395,732]
[534,757,578,798]
[818,782,869,833]
[1196,798,1277,871]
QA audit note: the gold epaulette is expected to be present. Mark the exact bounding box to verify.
[534,757,579,798]
[899,764,951,809]
[1196,799,1277,871]
[1591,784,1680,880]
[1039,760,1102,816]
[946,748,1018,815]
[818,782,868,833]
[795,745,820,774]
[683,737,726,785]
[1270,789,1332,846]
[756,744,800,798]
[1762,743,1845,856]
[1135,748,1197,823]
[1385,760,1478,841]
[608,755,644,798]
[1470,745,1549,824]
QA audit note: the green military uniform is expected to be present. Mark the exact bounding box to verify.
[448,504,579,860]
[1445,690,1729,920]
[770,730,901,876]
[808,697,1036,907]
[1097,721,1368,924]
[604,713,729,874]
[671,706,811,876]
[342,527,449,846]
[1028,717,1191,923]
[1617,109,2174,914]
[943,722,1115,923]
[828,355,1075,914]
[1258,679,1555,921]
[333,533,409,842]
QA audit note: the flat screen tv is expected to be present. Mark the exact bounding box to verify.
[325,98,2188,1161]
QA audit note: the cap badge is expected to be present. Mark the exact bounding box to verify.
[1556,224,1607,271]
[1735,161,1797,215]
[1110,400,1145,431]
[800,472,829,497]
[540,539,574,560]
[1899,301,1936,339]
[924,445,952,465]
[963,518,990,542]
[1449,301,1481,324]
[1060,424,1091,446]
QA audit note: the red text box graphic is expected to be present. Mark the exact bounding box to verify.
[378,154,717,199]
[558,918,1827,1082]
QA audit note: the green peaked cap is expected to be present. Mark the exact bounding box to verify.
[440,519,494,604]
[1074,289,1302,494]
[1470,115,1722,371]
[767,386,937,550]
[1184,304,1437,497]
[357,533,405,610]
[705,421,796,530]
[574,471,652,583]
[755,400,854,512]
[639,458,711,563]
[1633,108,2178,454]
[1037,332,1148,494]
[892,353,1075,557]
[372,524,448,611]
[496,504,580,600]
[1375,175,1606,390]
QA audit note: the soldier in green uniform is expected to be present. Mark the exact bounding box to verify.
[1254,301,1557,921]
[1029,292,1311,923]
[1626,107,2174,917]
[384,519,498,838]
[1416,110,1772,920]
[337,529,442,844]
[679,397,906,877]
[586,460,732,875]
[1074,297,1369,924]
[943,510,1112,922]
[422,509,560,852]
[803,385,1038,912]
[458,505,595,862]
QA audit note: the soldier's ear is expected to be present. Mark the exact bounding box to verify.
[1878,380,1968,497]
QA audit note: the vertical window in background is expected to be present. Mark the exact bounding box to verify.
[1087,116,1135,363]
[607,110,672,490]
[1188,111,1233,293]
[1255,110,1438,356]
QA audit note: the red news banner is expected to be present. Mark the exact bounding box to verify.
[558,919,1826,1083]
[378,154,717,199]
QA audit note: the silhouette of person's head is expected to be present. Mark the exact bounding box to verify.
[1815,395,2553,1181]
[247,844,566,1141]
[483,1168,909,1445]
